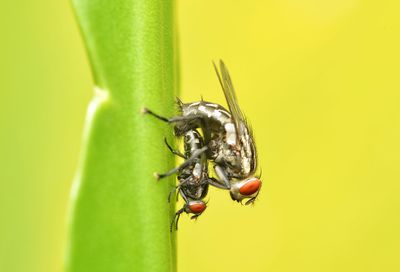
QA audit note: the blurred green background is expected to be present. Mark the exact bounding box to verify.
[1,0,400,272]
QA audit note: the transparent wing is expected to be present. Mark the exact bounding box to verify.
[213,60,247,133]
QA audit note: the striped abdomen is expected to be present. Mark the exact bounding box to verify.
[180,101,238,146]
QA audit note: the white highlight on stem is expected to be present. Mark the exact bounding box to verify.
[70,85,110,200]
[87,86,110,119]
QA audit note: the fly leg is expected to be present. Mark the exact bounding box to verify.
[167,177,190,203]
[141,107,169,122]
[167,186,179,203]
[211,165,231,189]
[170,189,191,231]
[207,177,230,190]
[164,137,185,158]
[171,207,185,232]
[190,213,202,220]
[245,196,257,206]
[142,107,200,124]
[155,146,208,180]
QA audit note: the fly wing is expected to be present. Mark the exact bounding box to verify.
[213,60,258,175]
[213,60,247,135]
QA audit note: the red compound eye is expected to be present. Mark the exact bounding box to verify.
[188,202,206,214]
[239,178,261,196]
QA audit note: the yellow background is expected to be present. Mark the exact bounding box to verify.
[1,0,400,271]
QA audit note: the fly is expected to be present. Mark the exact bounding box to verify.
[156,130,215,231]
[143,60,262,206]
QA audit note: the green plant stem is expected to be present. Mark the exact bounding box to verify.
[66,0,177,271]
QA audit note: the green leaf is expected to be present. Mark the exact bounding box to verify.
[65,0,178,271]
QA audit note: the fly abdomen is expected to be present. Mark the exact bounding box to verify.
[179,101,239,146]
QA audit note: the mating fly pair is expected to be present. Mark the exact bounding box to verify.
[143,60,262,230]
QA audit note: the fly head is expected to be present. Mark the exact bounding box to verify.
[229,177,262,205]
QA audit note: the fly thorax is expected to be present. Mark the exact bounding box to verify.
[197,104,214,118]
